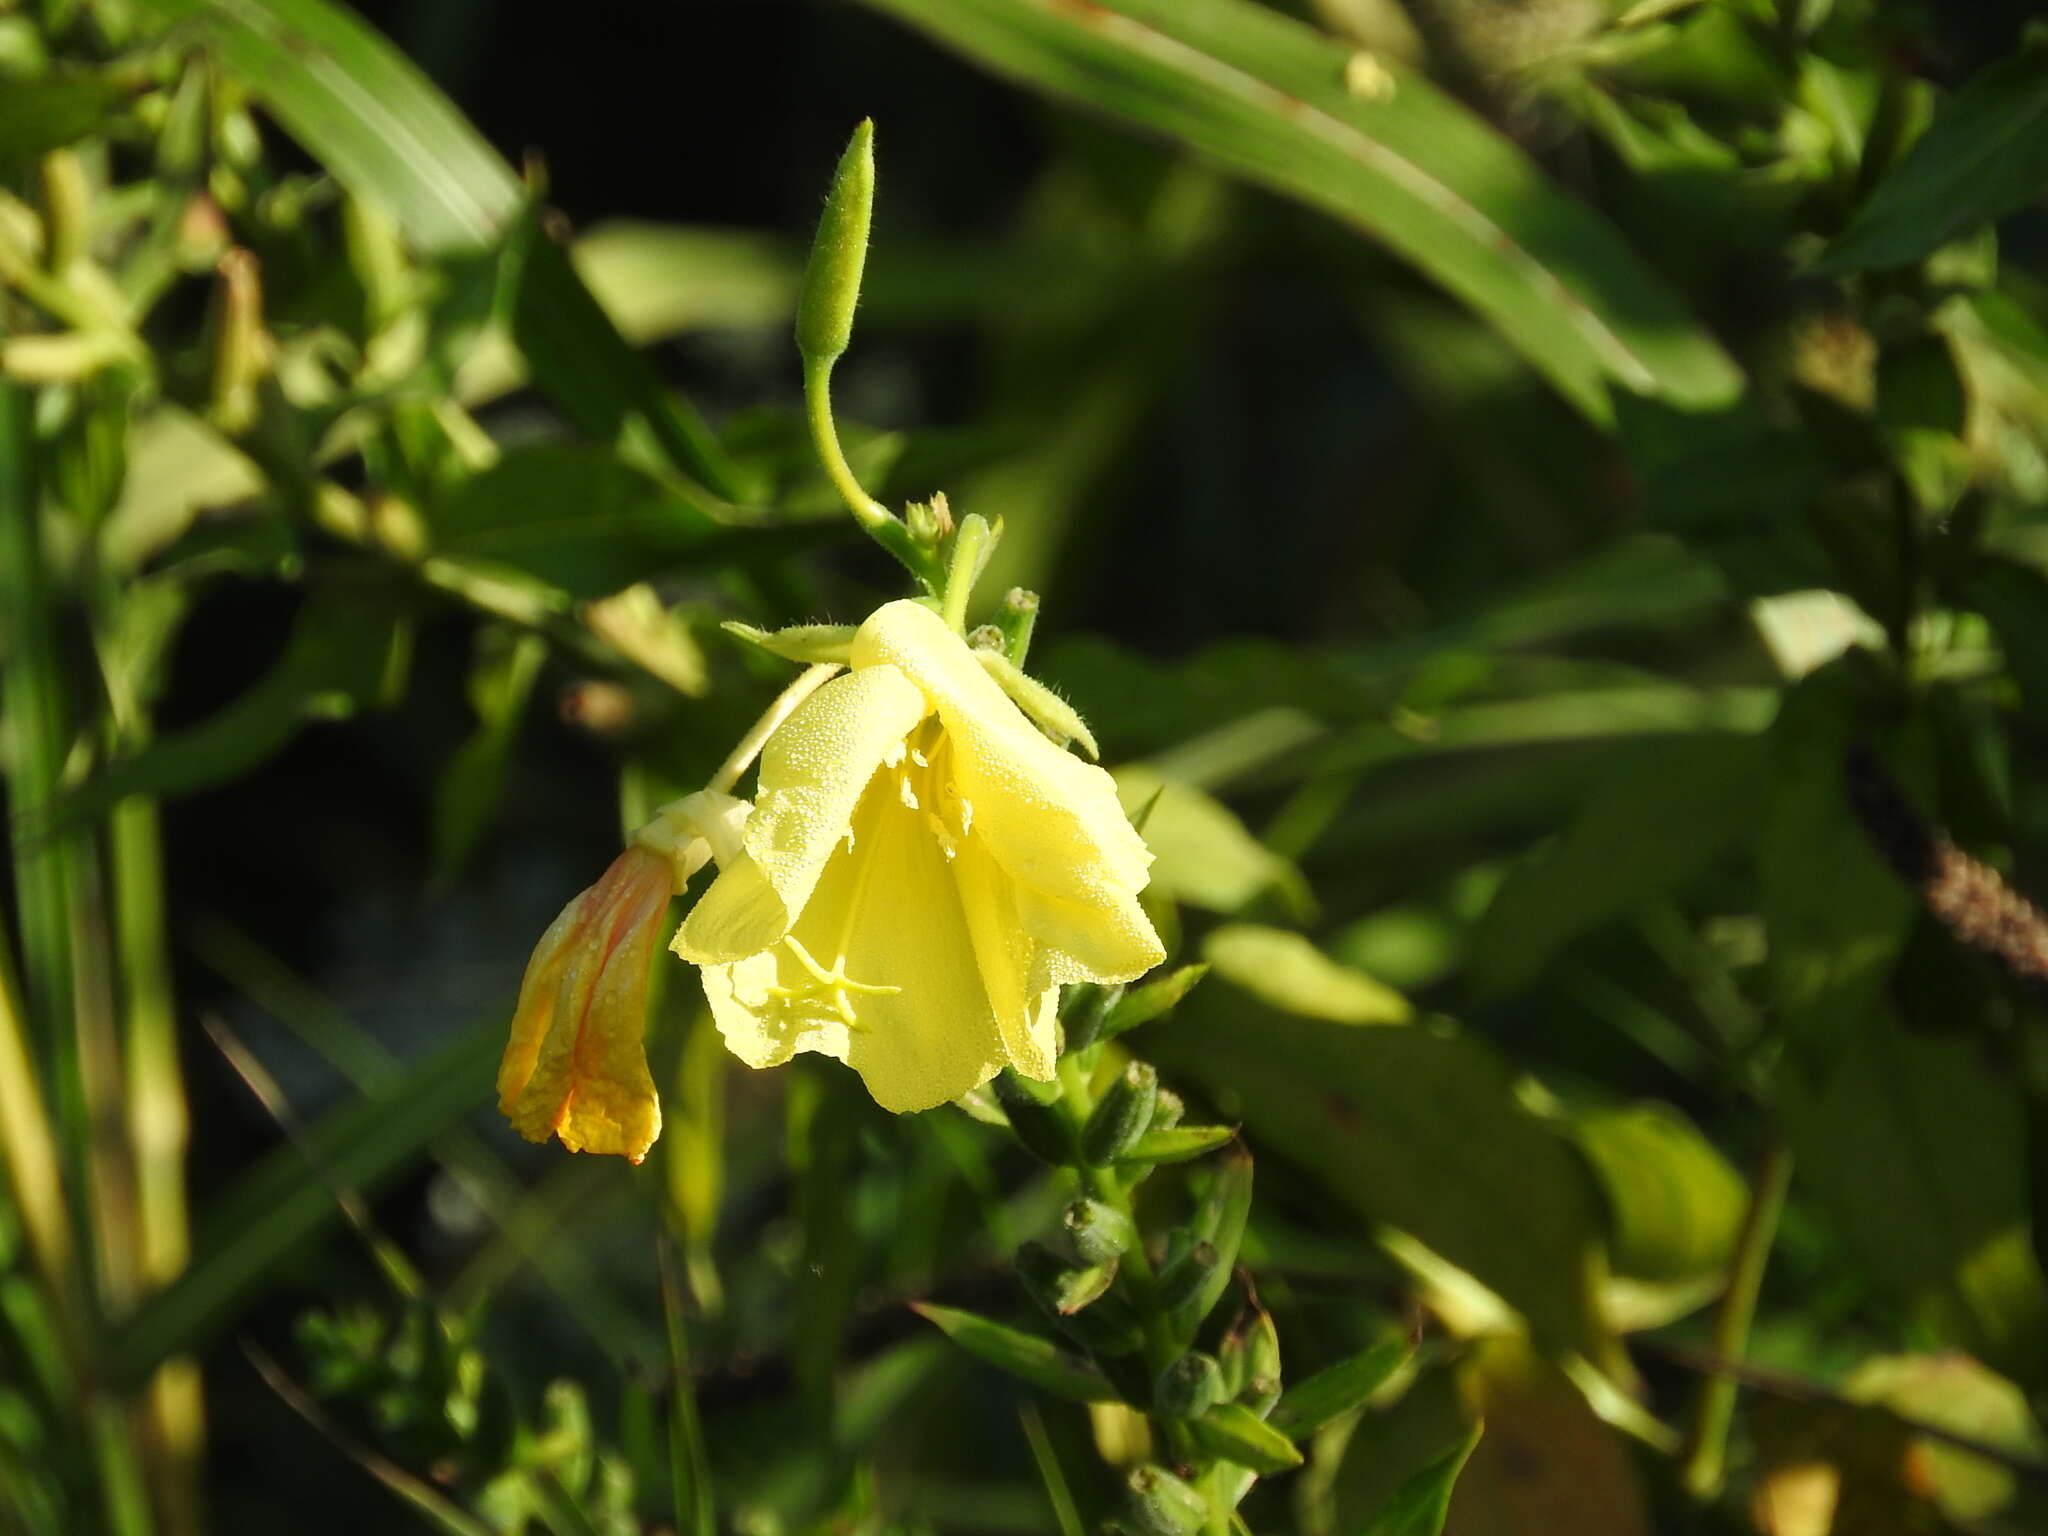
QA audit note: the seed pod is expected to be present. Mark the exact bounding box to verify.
[1153,1351,1223,1420]
[1081,1061,1158,1166]
[1063,1198,1136,1266]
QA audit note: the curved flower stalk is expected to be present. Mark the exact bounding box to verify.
[676,599,1164,1111]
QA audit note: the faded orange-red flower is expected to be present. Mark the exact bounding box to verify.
[495,844,673,1163]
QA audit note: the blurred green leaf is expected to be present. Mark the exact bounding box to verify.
[431,629,544,886]
[109,1018,501,1384]
[1114,768,1307,916]
[857,0,1741,421]
[1757,665,1918,1067]
[1961,555,2048,721]
[1361,1422,1481,1536]
[1155,1011,1616,1368]
[1569,1103,1746,1284]
[46,577,410,832]
[1472,733,1766,996]
[1269,1337,1414,1440]
[428,446,721,598]
[1781,1011,2048,1389]
[136,0,749,498]
[1203,924,1410,1025]
[0,70,133,162]
[1822,37,2048,272]
[501,209,750,501]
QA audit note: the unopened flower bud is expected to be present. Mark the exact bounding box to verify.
[1125,1465,1210,1536]
[1063,1198,1136,1265]
[795,119,873,367]
[1153,1352,1223,1420]
[1081,1061,1157,1166]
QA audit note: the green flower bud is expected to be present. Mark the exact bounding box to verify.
[994,1069,1074,1165]
[1157,1240,1222,1335]
[1125,1464,1211,1536]
[1153,1351,1223,1420]
[1081,1061,1158,1166]
[795,119,873,366]
[1014,1241,1116,1316]
[1062,1198,1136,1265]
[1240,1308,1282,1415]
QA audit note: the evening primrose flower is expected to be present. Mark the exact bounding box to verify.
[496,793,749,1163]
[674,599,1164,1112]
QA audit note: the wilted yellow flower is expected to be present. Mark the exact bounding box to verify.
[496,844,675,1163]
[674,599,1164,1111]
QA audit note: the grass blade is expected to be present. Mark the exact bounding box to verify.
[855,0,1740,422]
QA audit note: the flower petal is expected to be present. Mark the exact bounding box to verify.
[699,947,851,1070]
[674,663,929,964]
[1019,884,1167,991]
[852,601,1154,910]
[949,829,1060,1080]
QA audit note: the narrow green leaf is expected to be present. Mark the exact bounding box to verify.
[1188,1401,1303,1474]
[1822,38,2048,271]
[108,1020,500,1384]
[1098,963,1208,1043]
[1363,1423,1482,1536]
[135,0,519,252]
[1267,1338,1413,1439]
[1117,1125,1237,1166]
[855,0,1740,420]
[912,1303,1120,1403]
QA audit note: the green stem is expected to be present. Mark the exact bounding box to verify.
[1680,1133,1792,1500]
[0,928,75,1331]
[1061,1057,1196,1466]
[0,368,76,1108]
[803,355,893,532]
[801,355,943,592]
[941,515,991,635]
[111,787,205,1535]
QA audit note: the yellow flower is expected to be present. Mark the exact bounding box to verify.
[674,599,1164,1112]
[496,844,675,1163]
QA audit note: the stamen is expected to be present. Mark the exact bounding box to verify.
[764,935,901,1031]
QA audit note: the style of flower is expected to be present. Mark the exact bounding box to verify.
[495,844,675,1164]
[673,599,1164,1112]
